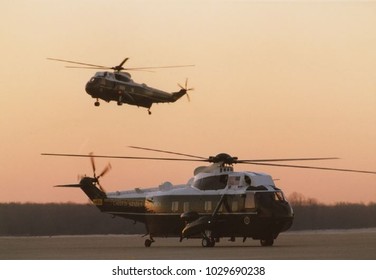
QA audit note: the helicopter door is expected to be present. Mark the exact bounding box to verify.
[244,192,256,209]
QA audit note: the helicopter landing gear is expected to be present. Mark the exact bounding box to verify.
[260,238,274,247]
[202,237,215,247]
[147,109,152,115]
[201,230,215,247]
[94,99,100,107]
[144,239,153,247]
[144,236,155,247]
[117,96,123,106]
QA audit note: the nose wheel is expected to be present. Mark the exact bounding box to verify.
[94,99,100,106]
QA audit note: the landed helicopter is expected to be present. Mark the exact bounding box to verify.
[42,147,376,248]
[47,58,194,114]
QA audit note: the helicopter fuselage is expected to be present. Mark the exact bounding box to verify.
[85,72,186,110]
[80,167,293,247]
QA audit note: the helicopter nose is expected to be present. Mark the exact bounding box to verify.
[85,81,96,96]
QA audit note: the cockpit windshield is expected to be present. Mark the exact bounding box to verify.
[255,191,286,208]
[274,191,285,202]
[89,77,101,84]
[115,73,131,82]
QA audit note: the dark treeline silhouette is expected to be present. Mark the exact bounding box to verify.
[288,192,376,230]
[0,203,145,236]
[1,196,376,236]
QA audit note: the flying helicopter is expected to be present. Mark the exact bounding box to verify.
[47,57,194,114]
[42,146,376,248]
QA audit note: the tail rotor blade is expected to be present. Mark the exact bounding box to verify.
[89,152,96,177]
[97,181,106,193]
[178,78,194,101]
[98,163,112,178]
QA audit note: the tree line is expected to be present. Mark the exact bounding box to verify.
[0,203,145,236]
[287,192,376,230]
[1,197,375,236]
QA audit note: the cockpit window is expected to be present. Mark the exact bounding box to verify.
[274,191,285,201]
[89,77,101,84]
[115,74,131,82]
[255,191,286,208]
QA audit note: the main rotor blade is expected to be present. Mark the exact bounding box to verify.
[41,153,208,162]
[118,57,129,68]
[125,64,195,70]
[246,162,376,175]
[48,58,193,71]
[65,66,155,72]
[47,58,109,69]
[239,157,339,163]
[128,146,207,160]
[54,184,83,188]
[65,66,110,70]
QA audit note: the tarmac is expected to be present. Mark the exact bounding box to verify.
[1,228,376,260]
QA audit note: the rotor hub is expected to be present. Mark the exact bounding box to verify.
[209,153,238,165]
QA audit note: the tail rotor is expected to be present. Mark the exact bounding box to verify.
[178,78,194,101]
[89,152,111,192]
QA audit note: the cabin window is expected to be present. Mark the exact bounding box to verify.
[183,202,190,212]
[228,176,241,187]
[204,201,212,212]
[244,175,252,186]
[217,204,223,213]
[193,174,228,190]
[232,201,239,212]
[245,192,256,209]
[171,201,179,212]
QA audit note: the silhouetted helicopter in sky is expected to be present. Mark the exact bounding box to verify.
[42,146,376,248]
[47,58,194,114]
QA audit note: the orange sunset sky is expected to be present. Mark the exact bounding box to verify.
[1,0,375,204]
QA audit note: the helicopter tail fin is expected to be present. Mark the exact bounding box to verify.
[55,177,107,206]
[172,89,188,101]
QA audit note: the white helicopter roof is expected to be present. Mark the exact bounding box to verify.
[107,169,276,199]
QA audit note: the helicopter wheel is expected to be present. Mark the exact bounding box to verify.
[144,239,154,247]
[202,237,215,248]
[260,239,274,247]
[148,109,152,115]
[94,101,100,107]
